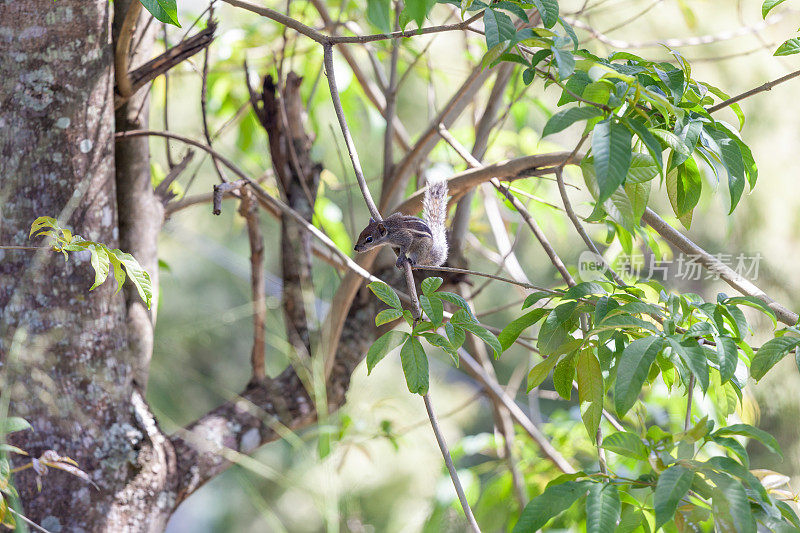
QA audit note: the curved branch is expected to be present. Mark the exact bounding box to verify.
[323,44,382,221]
[393,152,577,214]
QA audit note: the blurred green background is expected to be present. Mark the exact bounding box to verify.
[142,0,800,530]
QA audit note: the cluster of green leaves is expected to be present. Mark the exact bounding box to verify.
[365,277,500,395]
[425,0,758,237]
[514,428,798,533]
[494,278,800,530]
[762,0,800,56]
[0,417,30,529]
[29,217,153,309]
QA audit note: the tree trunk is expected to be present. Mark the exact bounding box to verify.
[0,1,177,530]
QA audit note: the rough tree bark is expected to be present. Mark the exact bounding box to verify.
[0,0,145,529]
[0,3,393,530]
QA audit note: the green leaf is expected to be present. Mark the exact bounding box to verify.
[460,322,502,358]
[714,335,739,384]
[419,295,444,326]
[139,0,180,27]
[577,349,603,438]
[513,481,590,532]
[367,330,408,374]
[401,0,436,28]
[400,336,429,394]
[543,107,602,137]
[368,281,402,310]
[601,431,648,459]
[723,296,777,327]
[586,483,621,533]
[592,119,633,203]
[775,37,800,56]
[623,118,664,171]
[433,291,475,319]
[666,156,702,219]
[499,308,549,351]
[654,465,695,529]
[107,249,153,309]
[614,336,664,416]
[367,0,392,33]
[551,46,575,79]
[563,281,607,300]
[492,1,528,21]
[445,322,466,349]
[29,216,58,238]
[711,474,757,533]
[421,332,457,360]
[553,353,577,400]
[87,244,110,291]
[421,277,443,295]
[751,336,800,381]
[712,423,782,457]
[483,8,516,49]
[540,301,580,352]
[522,291,554,309]
[375,308,404,326]
[0,417,31,435]
[654,66,685,103]
[667,337,710,392]
[706,128,746,213]
[527,355,561,391]
[530,0,559,28]
[651,128,691,162]
[763,0,789,18]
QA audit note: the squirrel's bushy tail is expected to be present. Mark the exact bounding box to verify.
[422,178,449,266]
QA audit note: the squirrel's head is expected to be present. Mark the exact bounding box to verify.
[354,217,389,253]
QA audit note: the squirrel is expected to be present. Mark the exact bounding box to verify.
[354,178,449,268]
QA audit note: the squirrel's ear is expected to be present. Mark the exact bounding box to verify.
[369,217,375,224]
[378,223,387,236]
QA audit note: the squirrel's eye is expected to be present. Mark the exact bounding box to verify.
[366,236,373,243]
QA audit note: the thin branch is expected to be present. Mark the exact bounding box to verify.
[458,349,576,474]
[223,0,482,45]
[201,13,228,185]
[402,255,478,528]
[437,125,576,287]
[554,166,626,286]
[309,0,412,152]
[155,150,195,202]
[381,5,400,185]
[707,66,800,113]
[414,265,557,293]
[323,44,382,221]
[424,392,481,533]
[114,130,388,287]
[223,0,328,43]
[239,188,266,381]
[684,375,695,431]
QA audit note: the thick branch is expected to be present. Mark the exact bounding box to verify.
[642,208,798,325]
[115,20,217,108]
[393,152,577,214]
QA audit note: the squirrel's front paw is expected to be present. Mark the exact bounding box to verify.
[395,255,406,269]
